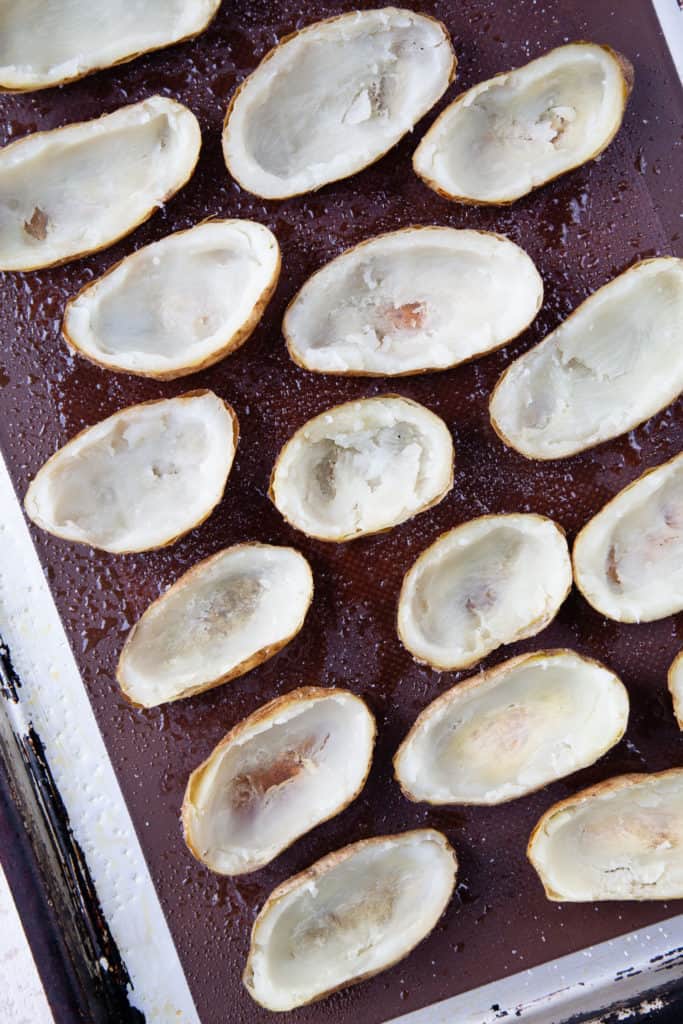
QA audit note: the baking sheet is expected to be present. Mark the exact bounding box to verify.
[0,2,682,1023]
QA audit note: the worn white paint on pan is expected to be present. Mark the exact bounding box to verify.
[0,451,200,1024]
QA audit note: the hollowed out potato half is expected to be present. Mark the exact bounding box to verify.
[573,452,683,623]
[244,829,456,1010]
[270,395,454,541]
[0,1,221,92]
[183,687,375,874]
[414,42,632,204]
[118,543,313,707]
[490,258,683,459]
[24,390,237,554]
[668,651,683,730]
[398,513,572,671]
[528,769,683,901]
[0,96,201,271]
[394,650,628,805]
[284,227,543,376]
[63,220,280,380]
[222,8,455,199]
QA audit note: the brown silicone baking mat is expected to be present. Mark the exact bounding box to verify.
[1,2,682,1022]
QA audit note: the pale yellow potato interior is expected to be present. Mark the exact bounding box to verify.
[25,393,234,553]
[396,652,628,804]
[187,692,373,874]
[0,96,200,270]
[64,221,279,375]
[246,831,455,1011]
[0,0,220,90]
[574,454,683,622]
[398,515,571,669]
[490,259,683,458]
[224,9,453,198]
[285,228,542,375]
[415,43,626,202]
[272,397,453,540]
[121,545,311,707]
[529,772,683,900]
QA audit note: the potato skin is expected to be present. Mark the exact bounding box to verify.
[25,390,238,556]
[117,541,313,708]
[413,41,634,206]
[62,220,281,380]
[243,828,457,1009]
[223,9,457,200]
[182,686,375,874]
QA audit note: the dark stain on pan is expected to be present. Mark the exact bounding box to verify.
[0,1,682,1023]
[0,641,143,1022]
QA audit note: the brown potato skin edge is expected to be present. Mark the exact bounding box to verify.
[668,650,683,730]
[242,828,458,1010]
[62,220,282,380]
[572,450,683,620]
[396,513,573,671]
[413,41,634,206]
[0,99,201,272]
[526,767,683,901]
[283,225,543,377]
[222,9,457,200]
[488,257,683,461]
[268,394,455,542]
[24,389,238,555]
[181,686,376,874]
[116,541,314,708]
[394,648,628,805]
[0,4,221,93]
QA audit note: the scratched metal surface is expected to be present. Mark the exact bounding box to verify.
[0,2,682,1023]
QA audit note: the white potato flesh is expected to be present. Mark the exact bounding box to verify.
[223,8,455,199]
[0,96,201,271]
[528,770,683,901]
[183,688,375,874]
[398,514,572,671]
[244,829,456,1010]
[24,391,236,554]
[0,1,220,92]
[573,453,683,623]
[63,221,280,379]
[284,227,543,376]
[270,396,453,541]
[414,42,631,204]
[395,650,628,805]
[489,258,683,459]
[668,651,683,730]
[118,544,313,707]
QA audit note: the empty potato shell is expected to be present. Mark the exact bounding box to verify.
[223,8,455,199]
[270,395,454,541]
[183,687,375,874]
[0,96,201,271]
[63,220,280,380]
[0,1,221,92]
[24,390,237,554]
[243,829,456,1010]
[118,543,313,707]
[414,42,632,204]
[668,651,683,730]
[284,227,543,376]
[394,649,628,805]
[528,769,683,901]
[398,513,572,671]
[573,452,683,622]
[489,258,683,459]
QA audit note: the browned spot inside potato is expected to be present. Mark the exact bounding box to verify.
[24,206,49,240]
[384,302,426,331]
